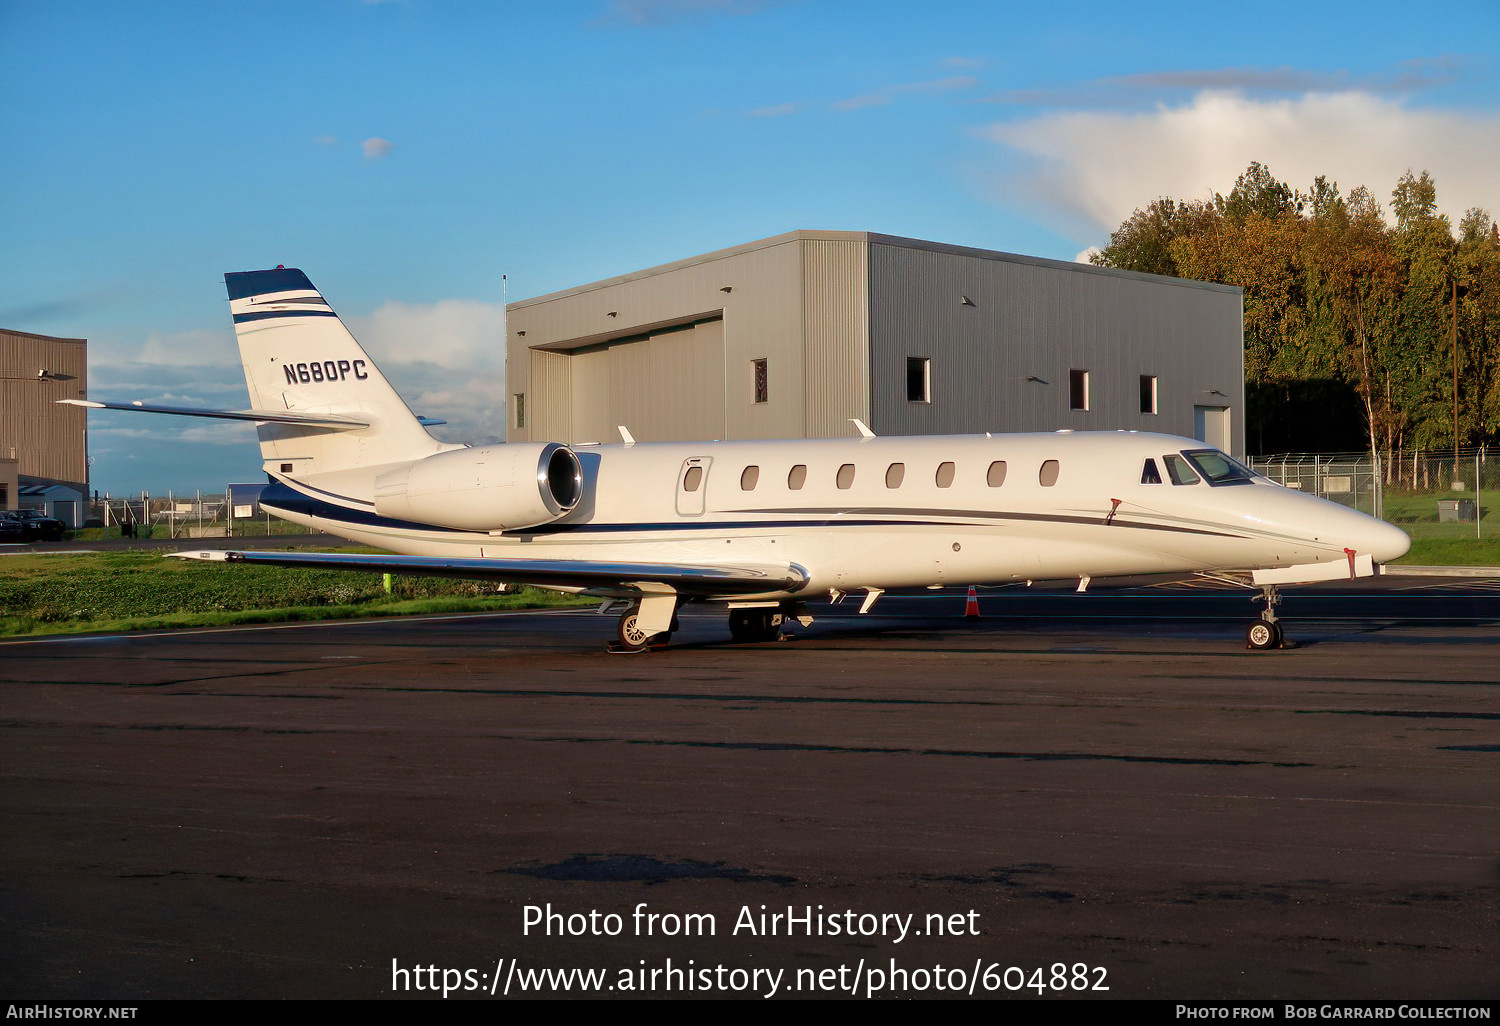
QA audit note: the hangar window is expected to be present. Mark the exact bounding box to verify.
[1070,370,1090,411]
[1039,460,1060,486]
[740,466,759,490]
[788,464,807,490]
[836,464,856,489]
[1139,375,1157,415]
[683,466,704,492]
[1141,458,1162,485]
[513,393,526,429]
[885,463,905,488]
[907,357,931,403]
[1162,454,1200,486]
[935,461,956,488]
[987,461,1007,487]
[752,359,768,404]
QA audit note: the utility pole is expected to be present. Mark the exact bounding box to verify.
[1452,277,1459,478]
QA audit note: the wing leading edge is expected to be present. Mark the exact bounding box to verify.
[170,549,808,597]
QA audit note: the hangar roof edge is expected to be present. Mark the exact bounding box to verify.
[508,229,1240,310]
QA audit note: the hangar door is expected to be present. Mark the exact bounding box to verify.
[570,318,726,443]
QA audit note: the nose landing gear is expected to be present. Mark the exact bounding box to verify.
[1246,584,1285,650]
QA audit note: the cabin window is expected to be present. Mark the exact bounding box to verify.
[752,359,768,404]
[1039,459,1060,486]
[740,466,759,490]
[788,464,807,490]
[987,460,1007,487]
[885,463,905,488]
[935,461,956,488]
[1141,458,1162,485]
[836,464,856,489]
[1163,454,1200,486]
[1139,375,1157,415]
[907,357,931,403]
[683,466,703,492]
[1070,369,1089,411]
[513,393,526,429]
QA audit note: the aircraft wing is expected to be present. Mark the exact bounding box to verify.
[170,549,808,596]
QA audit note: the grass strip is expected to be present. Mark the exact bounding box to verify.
[0,549,591,637]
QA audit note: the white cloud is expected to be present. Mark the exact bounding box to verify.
[361,137,396,160]
[748,101,801,118]
[137,329,239,367]
[346,299,508,444]
[605,0,768,25]
[834,75,978,112]
[1075,246,1102,264]
[982,90,1500,239]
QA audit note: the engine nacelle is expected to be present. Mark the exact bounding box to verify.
[373,442,582,532]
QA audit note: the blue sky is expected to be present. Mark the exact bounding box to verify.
[2,0,1497,494]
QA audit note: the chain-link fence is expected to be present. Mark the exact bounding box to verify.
[89,491,313,540]
[1250,447,1496,539]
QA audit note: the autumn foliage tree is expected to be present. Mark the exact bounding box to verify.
[1093,163,1499,457]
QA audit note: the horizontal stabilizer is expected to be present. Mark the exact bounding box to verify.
[171,549,809,596]
[58,399,369,429]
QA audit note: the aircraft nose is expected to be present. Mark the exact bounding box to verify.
[1360,516,1411,564]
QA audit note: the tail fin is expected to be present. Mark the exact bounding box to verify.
[226,268,452,475]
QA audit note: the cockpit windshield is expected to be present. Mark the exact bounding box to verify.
[1181,449,1258,486]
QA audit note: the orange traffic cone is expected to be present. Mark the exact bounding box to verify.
[964,585,980,618]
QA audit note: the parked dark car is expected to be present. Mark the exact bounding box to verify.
[1,510,67,541]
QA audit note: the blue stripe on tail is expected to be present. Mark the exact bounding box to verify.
[225,268,317,301]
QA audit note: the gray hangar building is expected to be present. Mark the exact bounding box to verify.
[504,231,1244,456]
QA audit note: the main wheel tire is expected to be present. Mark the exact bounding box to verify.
[617,607,656,651]
[1245,620,1282,650]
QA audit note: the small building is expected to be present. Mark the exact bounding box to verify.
[505,231,1244,457]
[0,328,89,522]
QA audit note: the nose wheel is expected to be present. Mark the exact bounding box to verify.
[1245,618,1283,650]
[1246,584,1286,650]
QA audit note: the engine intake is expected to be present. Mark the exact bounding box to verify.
[373,442,582,532]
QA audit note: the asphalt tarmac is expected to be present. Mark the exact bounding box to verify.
[2,579,1497,1001]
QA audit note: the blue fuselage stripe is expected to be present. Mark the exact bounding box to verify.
[259,480,1241,541]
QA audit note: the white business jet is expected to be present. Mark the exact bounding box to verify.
[66,268,1410,651]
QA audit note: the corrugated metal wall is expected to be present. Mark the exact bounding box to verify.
[560,320,728,443]
[0,330,88,491]
[507,232,1243,454]
[867,240,1244,454]
[529,349,572,442]
[509,233,812,444]
[800,238,870,438]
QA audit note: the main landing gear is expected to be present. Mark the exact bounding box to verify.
[1245,584,1286,650]
[609,600,679,654]
[728,607,785,643]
